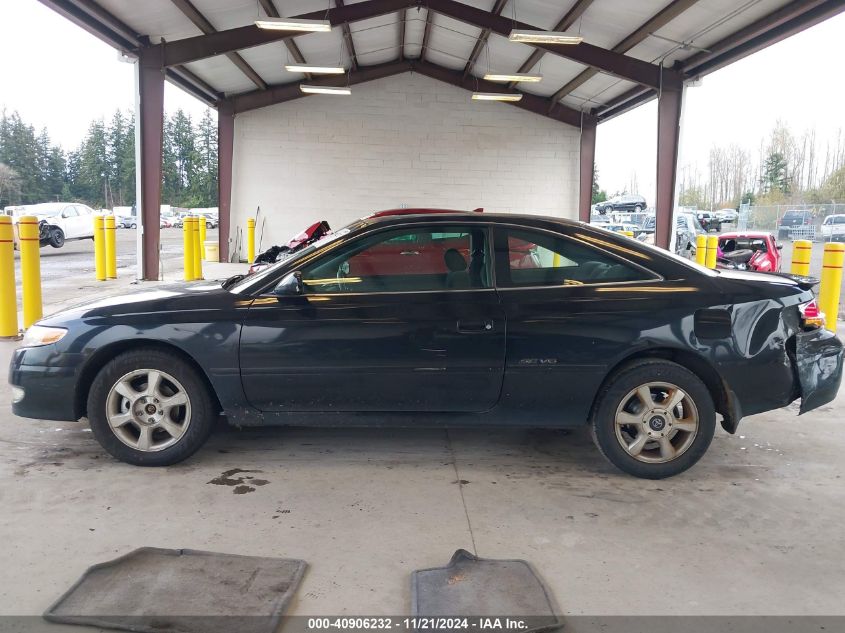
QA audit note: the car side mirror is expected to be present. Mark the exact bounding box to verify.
[777,243,783,250]
[274,271,304,296]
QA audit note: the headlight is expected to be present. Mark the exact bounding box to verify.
[21,325,67,347]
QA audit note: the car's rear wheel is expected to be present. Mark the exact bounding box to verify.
[87,349,216,466]
[49,227,65,248]
[634,204,643,212]
[591,360,716,479]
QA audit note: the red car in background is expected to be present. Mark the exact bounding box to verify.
[717,231,782,273]
[249,208,484,274]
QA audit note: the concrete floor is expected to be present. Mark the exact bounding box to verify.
[1,239,845,626]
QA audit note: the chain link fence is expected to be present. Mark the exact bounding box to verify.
[737,202,845,240]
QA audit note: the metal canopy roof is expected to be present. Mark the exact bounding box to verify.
[41,0,844,126]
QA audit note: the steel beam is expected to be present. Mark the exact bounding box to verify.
[548,0,701,108]
[579,117,596,222]
[136,48,165,281]
[258,0,312,80]
[154,0,415,67]
[421,9,434,61]
[218,103,235,263]
[426,0,660,87]
[335,0,360,70]
[230,60,412,113]
[508,0,595,88]
[398,9,407,59]
[171,0,267,90]
[681,0,843,78]
[654,71,683,250]
[412,60,590,128]
[462,0,508,77]
[595,0,844,122]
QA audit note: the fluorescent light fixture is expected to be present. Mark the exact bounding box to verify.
[300,85,351,95]
[508,30,584,45]
[255,18,331,32]
[483,72,543,83]
[285,64,346,74]
[471,92,523,102]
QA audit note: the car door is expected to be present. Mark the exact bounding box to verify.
[74,205,94,238]
[239,222,506,413]
[57,205,78,237]
[492,224,676,424]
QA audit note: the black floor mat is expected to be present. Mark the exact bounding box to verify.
[44,547,307,633]
[411,549,562,632]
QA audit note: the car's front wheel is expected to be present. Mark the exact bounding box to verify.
[87,349,217,466]
[49,227,65,248]
[591,359,716,478]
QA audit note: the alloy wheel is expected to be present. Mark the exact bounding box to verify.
[613,381,699,463]
[105,369,192,452]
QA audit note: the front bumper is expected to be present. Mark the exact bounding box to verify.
[8,347,82,421]
[794,328,844,414]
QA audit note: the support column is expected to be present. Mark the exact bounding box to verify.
[655,67,684,250]
[218,102,234,263]
[135,48,164,280]
[578,116,597,222]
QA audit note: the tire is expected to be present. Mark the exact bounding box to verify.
[590,359,716,479]
[206,221,212,229]
[48,227,65,248]
[634,205,643,212]
[87,348,217,466]
[130,222,137,229]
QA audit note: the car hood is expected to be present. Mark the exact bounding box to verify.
[38,281,240,325]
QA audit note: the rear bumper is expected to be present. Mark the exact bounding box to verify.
[8,347,82,421]
[794,328,844,414]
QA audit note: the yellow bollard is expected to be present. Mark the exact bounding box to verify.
[199,216,207,260]
[192,216,203,280]
[104,215,117,279]
[183,217,196,281]
[0,217,18,338]
[705,235,719,270]
[818,242,844,333]
[790,239,812,277]
[695,234,707,266]
[18,215,42,328]
[93,215,106,281]
[247,217,256,263]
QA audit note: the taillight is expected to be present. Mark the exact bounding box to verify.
[800,299,825,329]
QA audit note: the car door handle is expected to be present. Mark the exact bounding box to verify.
[400,250,420,256]
[457,319,494,333]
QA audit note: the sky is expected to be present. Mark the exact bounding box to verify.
[0,0,843,203]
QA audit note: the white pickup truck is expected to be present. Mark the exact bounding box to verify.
[7,202,96,248]
[821,214,845,242]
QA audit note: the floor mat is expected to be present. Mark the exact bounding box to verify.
[44,547,307,633]
[411,549,562,633]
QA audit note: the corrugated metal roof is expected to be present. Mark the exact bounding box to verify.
[43,0,843,118]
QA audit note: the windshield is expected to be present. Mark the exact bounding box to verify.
[227,220,366,294]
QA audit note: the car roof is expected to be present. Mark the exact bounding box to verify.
[718,231,772,239]
[368,207,482,217]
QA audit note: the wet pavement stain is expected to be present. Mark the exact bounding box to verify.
[208,468,271,494]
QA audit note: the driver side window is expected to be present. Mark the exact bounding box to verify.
[300,225,491,294]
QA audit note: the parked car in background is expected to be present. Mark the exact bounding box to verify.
[715,209,738,223]
[594,194,647,214]
[199,214,218,229]
[695,211,721,232]
[778,209,813,239]
[717,232,782,272]
[116,216,136,229]
[11,212,842,479]
[821,214,845,241]
[10,203,95,248]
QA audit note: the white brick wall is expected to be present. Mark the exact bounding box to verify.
[230,72,580,257]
